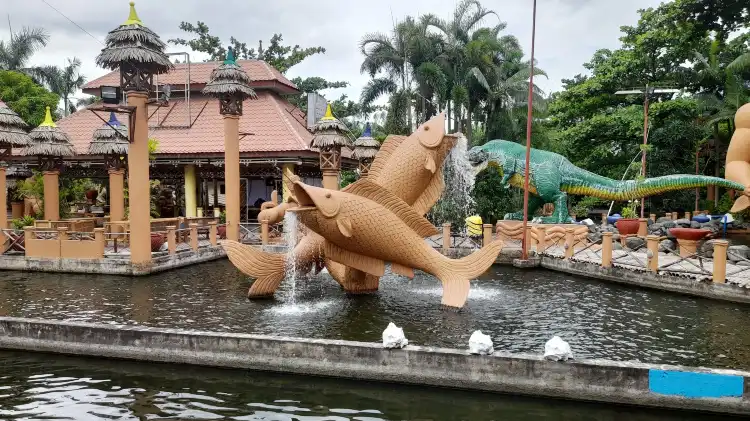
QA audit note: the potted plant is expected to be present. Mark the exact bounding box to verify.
[217,210,227,239]
[150,232,165,252]
[615,200,640,235]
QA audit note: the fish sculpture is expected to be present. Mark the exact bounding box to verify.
[290,178,504,308]
[223,114,462,298]
[726,103,750,212]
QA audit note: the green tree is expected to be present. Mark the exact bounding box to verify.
[36,57,87,116]
[0,70,60,126]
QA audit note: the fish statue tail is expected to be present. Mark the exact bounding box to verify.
[732,195,750,213]
[435,239,504,309]
[222,240,285,298]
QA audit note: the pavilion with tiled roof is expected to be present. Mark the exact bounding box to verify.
[24,59,354,220]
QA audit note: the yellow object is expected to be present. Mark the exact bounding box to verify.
[123,1,144,26]
[321,103,335,120]
[39,106,56,128]
[465,215,482,236]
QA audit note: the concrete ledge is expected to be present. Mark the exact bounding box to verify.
[0,246,226,275]
[541,256,750,305]
[1,317,749,415]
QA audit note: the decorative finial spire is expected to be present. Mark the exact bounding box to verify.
[321,102,335,121]
[363,122,372,137]
[123,1,143,26]
[39,106,56,128]
[108,111,122,126]
[224,46,236,65]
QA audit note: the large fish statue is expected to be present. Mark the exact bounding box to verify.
[726,103,750,212]
[290,178,503,309]
[224,114,460,298]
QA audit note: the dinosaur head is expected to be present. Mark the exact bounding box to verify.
[468,146,493,175]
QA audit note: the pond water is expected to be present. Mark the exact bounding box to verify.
[1,260,749,369]
[0,351,737,420]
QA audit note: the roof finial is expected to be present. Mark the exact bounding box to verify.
[39,106,56,128]
[107,111,121,126]
[363,121,372,137]
[322,102,335,121]
[123,1,143,26]
[224,46,236,65]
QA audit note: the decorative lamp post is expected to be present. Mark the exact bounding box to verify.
[22,106,75,221]
[311,103,352,190]
[352,122,379,177]
[0,100,32,229]
[89,112,128,225]
[202,47,256,242]
[95,1,173,264]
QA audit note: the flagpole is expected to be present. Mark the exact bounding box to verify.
[521,0,537,260]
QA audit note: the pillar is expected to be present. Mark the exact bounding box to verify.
[442,223,451,253]
[224,115,240,242]
[671,211,678,220]
[482,223,493,247]
[212,178,218,208]
[685,211,692,221]
[108,168,125,224]
[638,218,648,237]
[0,167,6,229]
[42,170,60,221]
[282,163,296,202]
[208,221,217,245]
[601,232,613,268]
[537,226,547,253]
[189,223,199,251]
[565,228,575,259]
[261,219,269,244]
[166,226,176,255]
[184,164,197,218]
[649,213,656,222]
[127,91,151,264]
[601,212,608,227]
[647,235,659,272]
[322,169,339,191]
[712,240,728,283]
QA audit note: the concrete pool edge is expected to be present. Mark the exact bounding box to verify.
[1,317,749,415]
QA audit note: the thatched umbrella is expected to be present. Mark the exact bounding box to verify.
[202,47,256,115]
[89,112,128,157]
[23,106,75,162]
[0,100,32,150]
[95,2,173,92]
[352,122,380,176]
[310,103,352,150]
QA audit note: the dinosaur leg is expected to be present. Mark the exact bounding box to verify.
[541,192,572,224]
[503,195,544,220]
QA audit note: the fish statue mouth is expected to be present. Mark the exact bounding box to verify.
[289,181,340,218]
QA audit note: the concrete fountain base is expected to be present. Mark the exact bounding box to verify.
[0,317,748,416]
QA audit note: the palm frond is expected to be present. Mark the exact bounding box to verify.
[360,78,398,106]
[467,66,490,92]
[727,52,750,73]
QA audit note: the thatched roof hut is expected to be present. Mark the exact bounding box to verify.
[22,107,75,157]
[95,2,173,85]
[0,100,32,147]
[89,112,128,156]
[310,103,352,149]
[202,48,257,100]
[352,122,380,160]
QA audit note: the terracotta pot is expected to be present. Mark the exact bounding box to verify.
[85,189,98,202]
[11,202,23,219]
[150,233,165,252]
[217,225,227,239]
[615,218,640,236]
[669,228,711,241]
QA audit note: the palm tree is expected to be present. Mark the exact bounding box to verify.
[0,27,50,76]
[36,57,87,116]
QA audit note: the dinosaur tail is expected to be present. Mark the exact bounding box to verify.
[562,171,746,202]
[434,239,504,309]
[222,240,285,297]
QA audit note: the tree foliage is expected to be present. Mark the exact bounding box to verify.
[0,70,60,126]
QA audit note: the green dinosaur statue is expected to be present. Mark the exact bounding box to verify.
[468,139,746,223]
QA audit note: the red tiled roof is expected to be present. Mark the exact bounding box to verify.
[55,91,316,156]
[83,60,299,94]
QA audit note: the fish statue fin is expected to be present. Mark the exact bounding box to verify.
[346,178,440,237]
[391,262,415,278]
[324,240,386,277]
[412,164,445,216]
[731,195,750,213]
[367,134,407,180]
[416,113,446,148]
[222,240,285,297]
[424,154,436,174]
[336,217,353,237]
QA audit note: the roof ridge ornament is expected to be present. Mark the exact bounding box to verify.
[39,107,56,128]
[123,1,143,26]
[321,102,335,121]
[224,47,237,65]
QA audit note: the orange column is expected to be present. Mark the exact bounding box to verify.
[0,167,6,229]
[108,169,125,224]
[223,115,240,242]
[127,91,151,264]
[322,169,339,191]
[42,170,60,221]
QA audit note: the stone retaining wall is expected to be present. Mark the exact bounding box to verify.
[0,317,749,415]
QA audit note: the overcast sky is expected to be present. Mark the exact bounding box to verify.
[5,0,662,105]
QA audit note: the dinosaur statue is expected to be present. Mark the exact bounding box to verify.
[468,139,747,224]
[726,103,750,212]
[224,114,460,298]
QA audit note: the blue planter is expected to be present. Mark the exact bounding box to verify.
[606,214,622,225]
[692,215,710,223]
